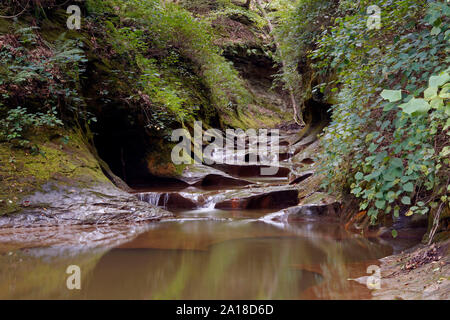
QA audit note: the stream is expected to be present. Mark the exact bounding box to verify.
[0,129,418,300]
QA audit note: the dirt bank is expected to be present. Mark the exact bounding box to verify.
[370,240,450,300]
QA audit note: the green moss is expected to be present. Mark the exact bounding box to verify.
[222,102,290,129]
[0,129,108,215]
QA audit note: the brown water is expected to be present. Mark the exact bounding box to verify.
[0,207,416,300]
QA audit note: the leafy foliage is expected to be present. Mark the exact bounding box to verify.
[0,107,62,143]
[0,27,88,142]
[270,0,337,99]
[276,0,449,224]
[311,0,449,223]
[88,0,252,124]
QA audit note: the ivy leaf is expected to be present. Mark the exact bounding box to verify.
[387,191,396,201]
[375,200,386,210]
[399,98,430,115]
[401,175,411,183]
[430,27,441,35]
[428,72,450,88]
[401,196,411,205]
[403,182,414,192]
[424,86,438,100]
[368,143,378,152]
[391,158,403,168]
[430,97,444,109]
[439,84,450,99]
[440,146,450,157]
[352,187,362,195]
[380,89,402,102]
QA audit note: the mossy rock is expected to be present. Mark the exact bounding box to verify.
[0,128,108,215]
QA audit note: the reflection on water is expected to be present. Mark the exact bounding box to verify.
[0,218,414,300]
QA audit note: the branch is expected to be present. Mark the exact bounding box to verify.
[0,0,30,19]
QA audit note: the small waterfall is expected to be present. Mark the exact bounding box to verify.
[199,193,226,210]
[161,193,169,208]
[137,192,166,207]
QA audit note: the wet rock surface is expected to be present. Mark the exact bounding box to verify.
[211,163,291,178]
[215,189,299,210]
[0,182,171,228]
[0,223,156,253]
[137,192,198,210]
[259,201,340,224]
[179,164,254,188]
[135,128,337,218]
[289,171,314,185]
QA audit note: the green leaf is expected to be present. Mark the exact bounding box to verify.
[352,187,362,194]
[430,97,444,109]
[431,26,441,35]
[401,196,411,205]
[391,158,403,168]
[399,98,430,115]
[391,229,398,238]
[380,89,402,102]
[403,182,414,192]
[394,206,400,218]
[424,86,438,100]
[368,208,378,217]
[355,172,364,180]
[400,175,411,183]
[439,85,450,99]
[429,72,450,88]
[375,200,386,209]
[368,143,378,152]
[387,191,396,201]
[440,146,450,157]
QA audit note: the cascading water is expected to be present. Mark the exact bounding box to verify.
[137,192,167,207]
[136,190,227,211]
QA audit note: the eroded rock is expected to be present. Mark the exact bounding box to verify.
[179,164,254,188]
[211,163,291,178]
[289,171,314,185]
[215,188,299,210]
[137,192,198,210]
[0,182,171,228]
[260,193,340,223]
